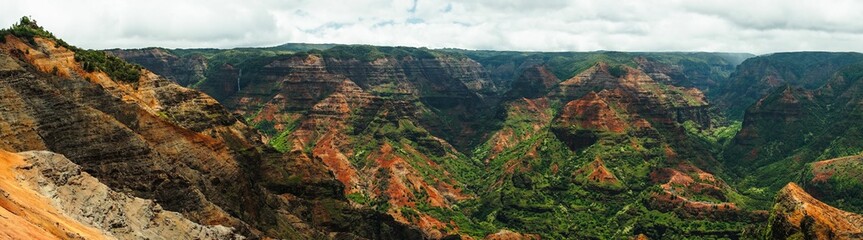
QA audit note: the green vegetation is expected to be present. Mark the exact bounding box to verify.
[683,120,741,149]
[1,16,143,82]
[269,125,299,153]
[444,50,749,83]
[220,48,767,239]
[0,16,69,47]
[800,157,863,214]
[10,15,863,240]
[74,49,143,82]
[321,45,463,62]
[608,64,627,78]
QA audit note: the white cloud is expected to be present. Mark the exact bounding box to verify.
[2,0,863,54]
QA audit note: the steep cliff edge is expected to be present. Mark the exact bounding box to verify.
[768,183,863,239]
[0,149,240,240]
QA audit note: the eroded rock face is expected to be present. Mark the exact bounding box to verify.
[572,156,622,191]
[554,63,710,129]
[0,36,264,234]
[107,44,765,239]
[557,91,629,134]
[0,35,426,239]
[550,63,709,152]
[482,97,553,162]
[646,161,761,221]
[0,150,241,240]
[483,229,541,240]
[110,50,488,235]
[769,183,863,239]
[115,50,501,151]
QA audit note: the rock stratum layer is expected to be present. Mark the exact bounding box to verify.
[7,18,858,239]
[0,149,240,240]
[1,23,424,240]
[111,43,813,239]
[769,183,863,239]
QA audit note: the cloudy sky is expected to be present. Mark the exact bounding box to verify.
[3,0,863,54]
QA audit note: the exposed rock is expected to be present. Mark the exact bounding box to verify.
[557,91,628,133]
[0,34,426,239]
[0,52,23,73]
[769,183,863,239]
[0,149,240,240]
[572,156,623,191]
[554,63,709,130]
[0,35,265,234]
[482,97,553,162]
[483,229,540,240]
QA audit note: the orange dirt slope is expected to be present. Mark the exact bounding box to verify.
[0,150,109,240]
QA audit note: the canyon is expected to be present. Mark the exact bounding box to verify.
[2,18,862,239]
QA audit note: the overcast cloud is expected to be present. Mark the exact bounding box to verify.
[2,0,862,54]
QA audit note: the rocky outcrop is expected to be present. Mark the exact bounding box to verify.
[0,35,265,234]
[553,63,709,129]
[483,229,540,240]
[572,156,623,191]
[1,32,426,239]
[111,49,487,235]
[557,91,629,133]
[647,162,755,221]
[769,183,863,239]
[549,62,710,152]
[481,97,553,162]
[0,149,240,240]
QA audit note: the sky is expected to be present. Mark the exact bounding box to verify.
[2,0,863,54]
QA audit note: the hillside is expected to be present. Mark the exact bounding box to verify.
[111,38,770,238]
[2,16,862,239]
[0,17,424,239]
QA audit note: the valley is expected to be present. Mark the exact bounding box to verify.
[1,17,862,239]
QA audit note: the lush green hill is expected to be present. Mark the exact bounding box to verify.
[109,36,863,239]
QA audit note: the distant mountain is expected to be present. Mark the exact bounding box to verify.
[721,53,863,211]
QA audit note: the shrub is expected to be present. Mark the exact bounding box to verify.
[74,49,143,82]
[0,16,70,48]
[608,64,627,78]
[1,16,143,82]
